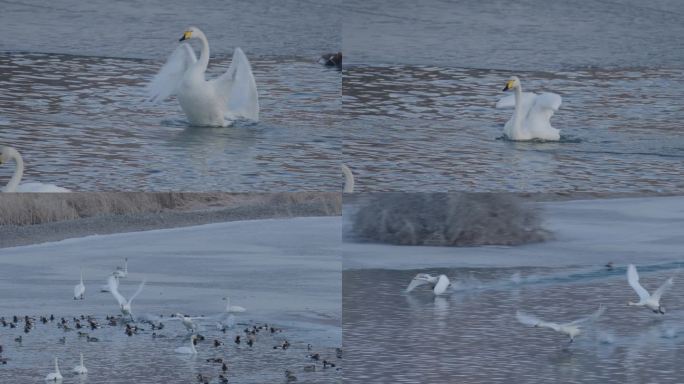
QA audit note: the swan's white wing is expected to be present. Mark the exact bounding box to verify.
[516,311,560,332]
[567,305,605,326]
[627,264,650,302]
[529,92,561,116]
[212,47,259,121]
[107,276,126,307]
[651,277,674,302]
[147,43,197,103]
[406,276,430,292]
[495,92,537,110]
[433,275,450,295]
[228,305,246,313]
[127,279,146,305]
[15,183,70,192]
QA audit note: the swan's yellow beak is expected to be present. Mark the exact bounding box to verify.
[503,80,515,91]
[179,31,192,42]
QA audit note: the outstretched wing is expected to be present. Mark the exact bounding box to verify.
[107,276,126,307]
[147,43,197,103]
[211,47,259,121]
[406,275,430,292]
[567,305,605,326]
[528,92,561,123]
[495,92,537,110]
[516,311,560,332]
[128,279,147,305]
[627,264,650,302]
[651,277,674,302]
[433,275,450,295]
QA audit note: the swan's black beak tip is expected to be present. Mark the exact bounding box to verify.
[179,36,186,42]
[502,85,510,91]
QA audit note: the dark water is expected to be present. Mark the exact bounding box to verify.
[0,0,341,191]
[344,265,684,383]
[342,66,684,192]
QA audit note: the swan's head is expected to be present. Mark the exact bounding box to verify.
[179,27,203,42]
[502,76,520,91]
[0,146,17,165]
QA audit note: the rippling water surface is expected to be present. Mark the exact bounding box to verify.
[344,264,684,383]
[342,66,684,192]
[0,53,340,191]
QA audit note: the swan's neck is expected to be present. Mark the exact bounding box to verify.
[513,85,523,129]
[342,166,354,193]
[80,270,84,284]
[4,149,23,192]
[195,33,210,74]
[225,297,230,312]
[54,358,60,374]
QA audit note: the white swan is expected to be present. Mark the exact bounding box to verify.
[73,270,85,300]
[169,313,203,333]
[113,258,128,279]
[222,295,246,313]
[148,26,259,127]
[45,357,63,382]
[406,273,451,295]
[516,305,605,342]
[0,146,70,193]
[72,353,87,375]
[496,76,561,141]
[627,264,673,314]
[341,164,354,193]
[174,335,198,354]
[108,276,146,320]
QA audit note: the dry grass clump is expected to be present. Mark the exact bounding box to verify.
[350,193,550,246]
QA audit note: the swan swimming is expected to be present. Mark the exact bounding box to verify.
[72,353,87,375]
[107,276,146,320]
[341,164,354,193]
[627,264,673,314]
[73,270,85,300]
[45,357,63,382]
[174,335,198,354]
[222,295,246,313]
[0,146,70,193]
[147,26,259,127]
[406,273,451,295]
[496,76,562,141]
[516,305,605,342]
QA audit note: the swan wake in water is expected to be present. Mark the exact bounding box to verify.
[0,146,70,193]
[147,26,259,127]
[516,305,605,342]
[627,264,673,314]
[406,273,451,295]
[496,76,562,141]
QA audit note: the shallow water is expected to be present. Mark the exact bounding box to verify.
[0,218,342,383]
[0,53,341,191]
[342,66,684,192]
[343,265,684,383]
[0,0,341,191]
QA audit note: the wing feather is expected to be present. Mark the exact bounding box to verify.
[107,276,126,307]
[627,264,650,302]
[651,277,673,302]
[433,275,450,295]
[147,43,197,103]
[211,47,259,121]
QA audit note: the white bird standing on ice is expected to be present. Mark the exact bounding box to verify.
[147,26,259,127]
[45,357,63,382]
[627,264,673,314]
[107,276,146,320]
[516,306,605,342]
[73,270,85,300]
[496,76,562,141]
[0,146,70,193]
[174,335,199,354]
[406,273,451,295]
[72,353,87,375]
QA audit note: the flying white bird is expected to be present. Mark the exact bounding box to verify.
[45,357,63,382]
[108,276,146,320]
[627,264,673,314]
[72,353,87,375]
[73,270,85,300]
[406,273,451,295]
[174,335,198,354]
[516,305,606,342]
[113,258,129,279]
